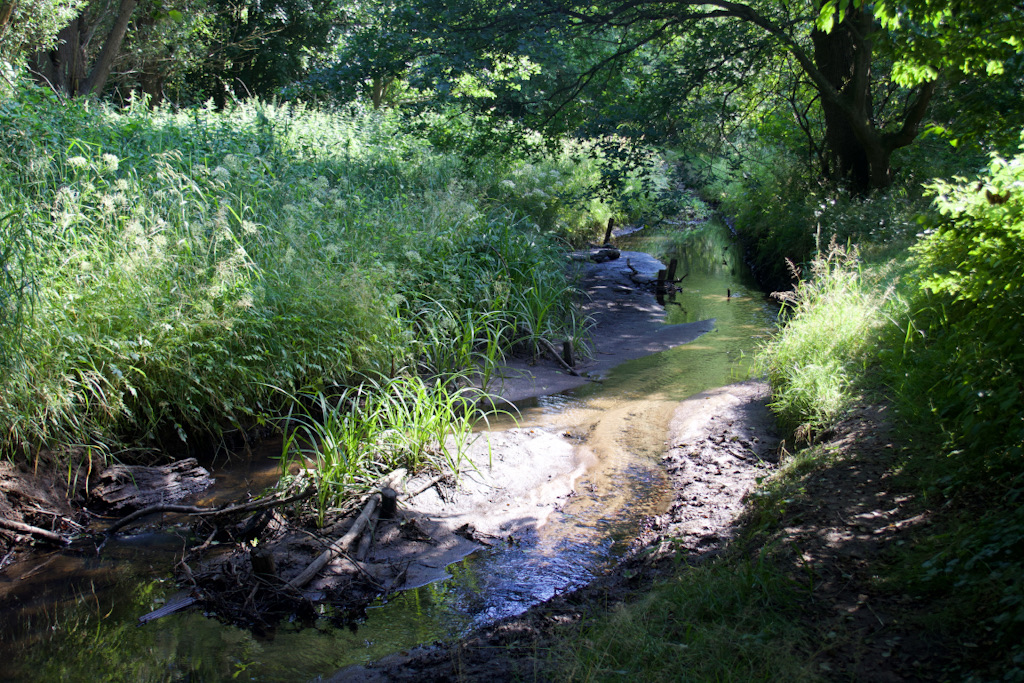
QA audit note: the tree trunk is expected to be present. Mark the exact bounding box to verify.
[28,0,137,98]
[370,75,394,109]
[29,18,87,94]
[79,0,137,96]
[811,10,873,193]
[0,2,15,33]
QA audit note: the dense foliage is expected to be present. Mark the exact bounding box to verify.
[752,137,1024,679]
[0,83,621,461]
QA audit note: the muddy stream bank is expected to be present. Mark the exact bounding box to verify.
[0,216,776,682]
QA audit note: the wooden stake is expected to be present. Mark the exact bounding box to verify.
[602,217,615,245]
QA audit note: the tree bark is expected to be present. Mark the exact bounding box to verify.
[29,18,87,94]
[720,1,936,193]
[811,10,872,193]
[78,0,137,96]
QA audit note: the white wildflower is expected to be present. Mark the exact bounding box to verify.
[101,153,119,173]
[67,156,88,169]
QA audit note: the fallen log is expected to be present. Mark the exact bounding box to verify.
[0,516,69,545]
[90,458,214,513]
[287,493,379,590]
[103,485,313,538]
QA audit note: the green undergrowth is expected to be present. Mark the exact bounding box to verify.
[749,141,1024,680]
[0,81,629,471]
[558,552,821,682]
[557,138,1024,680]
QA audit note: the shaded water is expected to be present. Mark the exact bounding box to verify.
[0,217,774,681]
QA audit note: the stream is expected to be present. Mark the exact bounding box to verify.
[0,216,775,682]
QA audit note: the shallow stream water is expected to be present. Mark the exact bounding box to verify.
[0,217,774,681]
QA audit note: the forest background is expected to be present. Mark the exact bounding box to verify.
[1,0,1023,679]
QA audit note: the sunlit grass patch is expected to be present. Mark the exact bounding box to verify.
[278,374,503,525]
[0,87,611,463]
[754,245,908,440]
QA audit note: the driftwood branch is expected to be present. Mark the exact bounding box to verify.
[403,474,445,501]
[103,485,313,538]
[0,517,69,545]
[287,493,379,590]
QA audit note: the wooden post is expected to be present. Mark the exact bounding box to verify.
[380,487,398,518]
[561,340,574,369]
[251,548,277,578]
[602,217,615,245]
[667,258,679,282]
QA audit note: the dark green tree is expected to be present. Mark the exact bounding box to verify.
[350,0,1023,193]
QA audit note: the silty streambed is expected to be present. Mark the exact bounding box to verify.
[0,217,775,681]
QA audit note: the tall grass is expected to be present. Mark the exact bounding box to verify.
[0,82,613,464]
[753,244,908,439]
[744,140,1024,680]
[278,374,495,525]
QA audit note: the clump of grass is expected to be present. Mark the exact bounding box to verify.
[557,554,819,682]
[753,244,906,439]
[278,374,496,525]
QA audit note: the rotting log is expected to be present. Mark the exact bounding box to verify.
[102,485,313,539]
[91,458,213,513]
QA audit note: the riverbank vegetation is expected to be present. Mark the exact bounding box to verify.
[3,0,1024,679]
[0,85,674,481]
[555,101,1024,683]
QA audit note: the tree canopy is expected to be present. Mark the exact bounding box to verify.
[321,0,1023,192]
